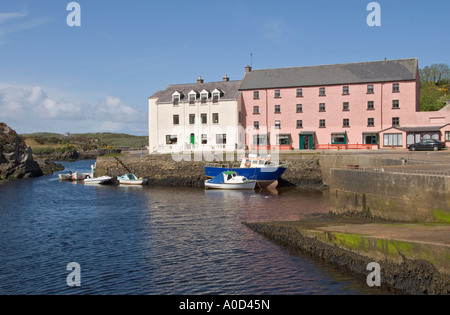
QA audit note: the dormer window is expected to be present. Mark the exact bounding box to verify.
[200,90,209,104]
[188,90,198,104]
[172,91,182,105]
[212,89,222,103]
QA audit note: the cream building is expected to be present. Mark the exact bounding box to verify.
[148,75,244,153]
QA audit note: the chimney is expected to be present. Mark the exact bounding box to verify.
[245,65,252,73]
[197,76,204,84]
[223,74,230,82]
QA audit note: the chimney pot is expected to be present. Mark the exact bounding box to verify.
[197,76,204,84]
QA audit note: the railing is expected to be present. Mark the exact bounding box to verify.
[341,167,450,177]
[249,145,293,151]
[315,144,379,150]
[156,144,239,153]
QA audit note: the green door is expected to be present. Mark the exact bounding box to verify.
[300,135,313,150]
[190,133,195,145]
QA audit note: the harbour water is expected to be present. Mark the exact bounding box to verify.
[0,160,386,295]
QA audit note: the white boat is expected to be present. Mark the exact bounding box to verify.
[117,173,148,185]
[205,171,256,190]
[71,172,90,181]
[58,172,73,181]
[58,171,89,181]
[83,164,113,185]
[84,175,113,185]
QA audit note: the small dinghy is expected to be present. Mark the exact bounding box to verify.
[205,171,256,190]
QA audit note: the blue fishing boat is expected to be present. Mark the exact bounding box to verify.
[205,154,288,188]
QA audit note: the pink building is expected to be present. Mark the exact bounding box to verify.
[239,58,450,150]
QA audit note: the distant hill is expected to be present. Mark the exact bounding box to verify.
[21,132,149,153]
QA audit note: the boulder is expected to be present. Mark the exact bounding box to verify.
[0,123,44,181]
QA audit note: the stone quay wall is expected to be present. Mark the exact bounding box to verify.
[329,168,450,223]
[94,154,323,188]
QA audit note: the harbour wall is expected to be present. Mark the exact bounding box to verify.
[329,168,450,223]
[317,154,437,185]
[94,154,323,188]
[244,221,450,295]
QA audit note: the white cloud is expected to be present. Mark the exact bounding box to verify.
[0,85,147,135]
[0,9,48,44]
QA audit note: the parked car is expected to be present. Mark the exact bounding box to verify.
[408,139,444,151]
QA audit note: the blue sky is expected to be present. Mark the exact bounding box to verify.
[0,0,449,135]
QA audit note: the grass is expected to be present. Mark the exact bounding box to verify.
[21,132,149,151]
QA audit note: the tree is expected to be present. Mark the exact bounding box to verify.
[419,64,450,85]
[419,63,450,111]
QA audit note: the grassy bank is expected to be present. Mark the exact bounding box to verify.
[22,132,148,152]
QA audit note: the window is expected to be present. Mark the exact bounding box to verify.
[274,105,281,113]
[277,135,291,145]
[201,134,208,144]
[172,95,180,105]
[297,89,303,97]
[296,104,303,113]
[367,101,374,110]
[319,103,326,112]
[393,83,400,93]
[212,92,220,103]
[189,114,195,125]
[392,100,400,109]
[343,119,350,127]
[275,120,281,129]
[297,120,303,128]
[253,91,260,99]
[274,90,281,98]
[384,133,403,146]
[343,86,349,95]
[166,135,178,145]
[216,134,226,144]
[212,113,219,124]
[173,115,179,125]
[368,118,375,127]
[319,87,326,96]
[319,119,326,128]
[188,91,197,104]
[367,85,374,94]
[343,102,349,111]
[201,91,208,103]
[446,131,450,142]
[254,121,260,130]
[392,117,400,126]
[332,133,347,144]
[253,135,268,145]
[201,113,207,124]
[253,106,259,114]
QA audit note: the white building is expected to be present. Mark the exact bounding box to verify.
[148,75,244,153]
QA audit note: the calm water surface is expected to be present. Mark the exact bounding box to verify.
[0,160,385,295]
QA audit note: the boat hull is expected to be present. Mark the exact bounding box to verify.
[205,181,256,190]
[84,176,113,185]
[205,166,286,188]
[117,178,147,185]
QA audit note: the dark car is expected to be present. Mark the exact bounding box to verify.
[408,139,444,151]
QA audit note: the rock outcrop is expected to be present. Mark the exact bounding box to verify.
[0,123,44,180]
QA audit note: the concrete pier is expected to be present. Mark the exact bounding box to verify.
[244,216,450,295]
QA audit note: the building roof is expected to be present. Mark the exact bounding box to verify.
[150,80,242,103]
[239,58,418,90]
